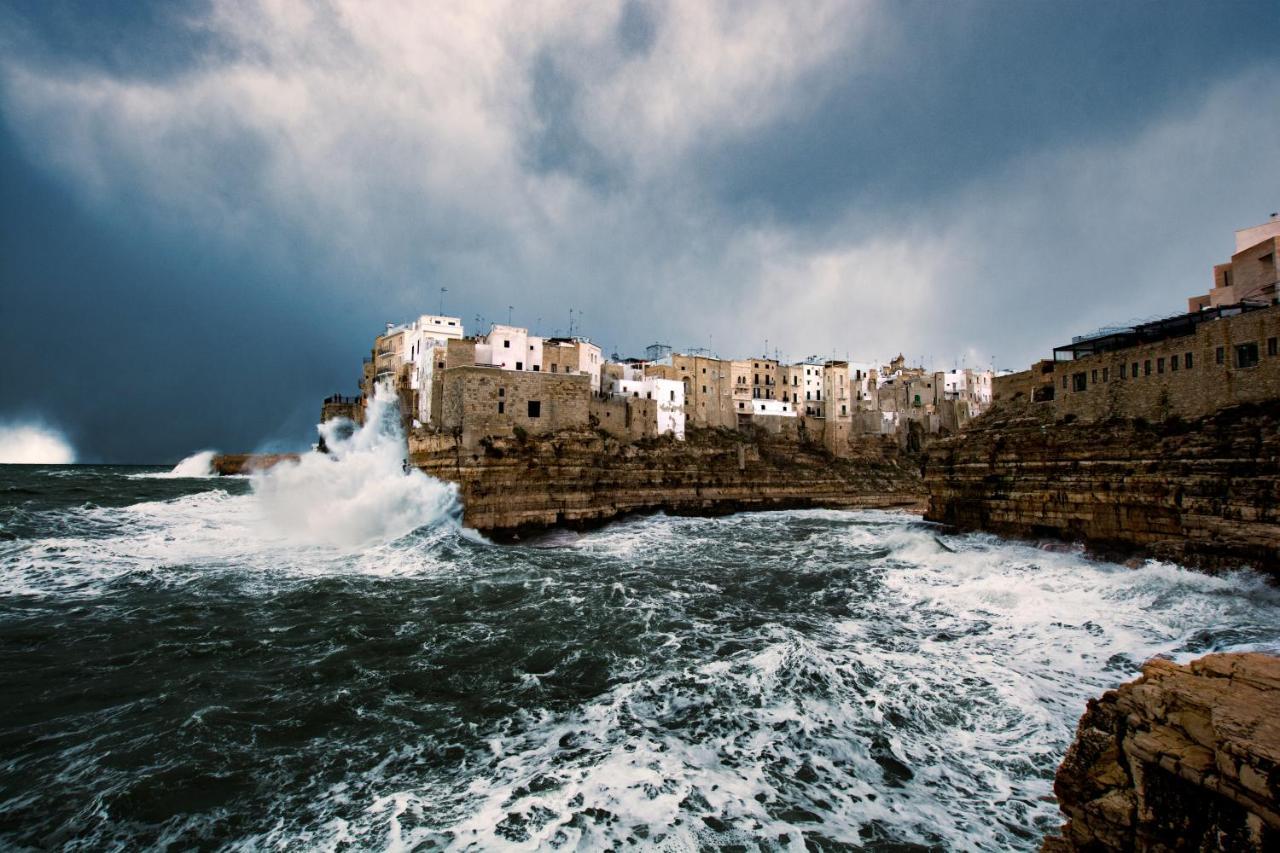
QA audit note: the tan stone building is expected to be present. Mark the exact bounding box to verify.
[439,367,591,449]
[1188,214,1280,311]
[669,354,736,429]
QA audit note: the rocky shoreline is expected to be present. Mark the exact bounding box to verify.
[1044,652,1280,851]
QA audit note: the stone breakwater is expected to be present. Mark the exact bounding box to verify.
[1043,653,1280,851]
[409,427,926,536]
[210,453,300,475]
[923,401,1280,576]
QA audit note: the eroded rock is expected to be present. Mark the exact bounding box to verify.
[1045,652,1280,851]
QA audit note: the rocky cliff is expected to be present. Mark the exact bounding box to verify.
[1044,652,1280,851]
[409,427,925,536]
[924,401,1280,576]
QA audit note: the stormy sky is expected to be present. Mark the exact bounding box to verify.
[1,0,1277,463]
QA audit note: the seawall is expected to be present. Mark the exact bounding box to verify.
[1044,652,1280,851]
[409,427,926,536]
[923,401,1280,576]
[210,453,300,475]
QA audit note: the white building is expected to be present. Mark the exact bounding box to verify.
[373,315,464,427]
[798,362,825,416]
[603,363,686,439]
[752,399,797,417]
[942,368,995,408]
[476,324,543,373]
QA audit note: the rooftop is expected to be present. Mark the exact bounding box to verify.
[1052,302,1267,361]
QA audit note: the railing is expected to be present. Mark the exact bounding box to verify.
[324,395,361,405]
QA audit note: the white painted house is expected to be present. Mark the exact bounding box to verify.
[603,363,686,439]
[476,324,543,373]
[752,399,796,417]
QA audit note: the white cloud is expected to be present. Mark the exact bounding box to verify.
[0,423,76,465]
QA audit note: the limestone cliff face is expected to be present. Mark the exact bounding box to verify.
[924,402,1280,575]
[408,427,925,535]
[1044,653,1280,852]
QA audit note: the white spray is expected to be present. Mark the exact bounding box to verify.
[251,383,460,550]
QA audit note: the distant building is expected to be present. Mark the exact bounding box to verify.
[1188,214,1280,311]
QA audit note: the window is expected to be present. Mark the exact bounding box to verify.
[1132,362,1139,378]
[1072,372,1087,392]
[1062,376,1068,390]
[702,385,707,393]
[841,405,847,415]
[1157,357,1164,374]
[1270,337,1278,357]
[1091,369,1098,384]
[530,345,535,351]
[1102,368,1109,382]
[701,367,706,374]
[516,361,523,371]
[1185,352,1193,369]
[503,340,510,348]
[670,391,675,401]
[527,401,541,417]
[1216,346,1225,365]
[1120,364,1127,379]
[1235,342,1260,369]
[1170,356,1178,372]
[1144,360,1151,376]
[498,388,505,397]
[532,365,540,371]
[551,364,558,373]
[437,361,444,369]
[497,402,505,414]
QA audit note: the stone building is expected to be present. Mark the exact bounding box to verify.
[439,367,590,449]
[542,337,604,392]
[1188,214,1280,311]
[997,302,1280,424]
[668,354,736,429]
[749,358,781,404]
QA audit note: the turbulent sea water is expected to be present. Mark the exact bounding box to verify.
[3,406,1280,851]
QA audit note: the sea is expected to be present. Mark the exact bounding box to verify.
[3,394,1279,851]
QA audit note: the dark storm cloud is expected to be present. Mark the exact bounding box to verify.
[700,0,1280,226]
[0,0,1276,462]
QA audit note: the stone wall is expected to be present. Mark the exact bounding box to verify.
[924,401,1280,575]
[1054,304,1280,423]
[439,367,590,449]
[998,304,1280,424]
[1044,653,1280,852]
[588,396,659,442]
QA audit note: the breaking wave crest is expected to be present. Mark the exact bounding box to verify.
[253,385,460,550]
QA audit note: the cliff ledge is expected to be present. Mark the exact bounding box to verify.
[1045,652,1280,851]
[410,426,925,535]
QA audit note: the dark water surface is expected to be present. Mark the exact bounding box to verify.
[2,461,1279,851]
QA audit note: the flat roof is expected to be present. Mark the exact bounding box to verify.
[1052,302,1266,360]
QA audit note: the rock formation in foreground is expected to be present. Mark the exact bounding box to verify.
[410,426,925,536]
[924,401,1280,577]
[1044,652,1280,851]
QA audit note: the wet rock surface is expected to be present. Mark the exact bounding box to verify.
[1045,652,1280,851]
